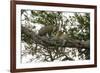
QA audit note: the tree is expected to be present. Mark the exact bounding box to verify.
[21,10,90,63]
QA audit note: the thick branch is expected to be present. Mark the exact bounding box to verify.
[21,25,90,49]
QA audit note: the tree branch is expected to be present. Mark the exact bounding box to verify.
[21,25,90,49]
